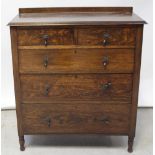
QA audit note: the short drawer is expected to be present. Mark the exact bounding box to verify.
[77,27,136,46]
[22,103,130,134]
[17,28,74,46]
[19,49,134,73]
[20,74,132,104]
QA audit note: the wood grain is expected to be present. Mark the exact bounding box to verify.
[19,7,133,14]
[20,74,132,104]
[10,27,24,135]
[17,28,74,46]
[129,25,143,140]
[78,27,136,46]
[18,45,135,50]
[22,103,130,134]
[10,27,25,150]
[19,48,134,74]
[8,7,146,26]
[9,7,146,152]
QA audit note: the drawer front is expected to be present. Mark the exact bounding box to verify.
[78,27,136,46]
[22,104,130,134]
[19,49,134,73]
[20,74,132,104]
[17,28,74,46]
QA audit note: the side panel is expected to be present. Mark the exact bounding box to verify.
[129,25,144,138]
[10,27,23,136]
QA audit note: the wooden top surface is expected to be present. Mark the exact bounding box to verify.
[8,7,146,26]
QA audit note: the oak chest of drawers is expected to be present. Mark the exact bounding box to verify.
[8,7,146,152]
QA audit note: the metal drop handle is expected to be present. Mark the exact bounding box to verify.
[101,82,112,91]
[47,118,51,127]
[43,34,49,46]
[43,55,48,68]
[103,33,110,46]
[102,56,109,67]
[43,117,51,128]
[94,116,110,124]
[103,39,107,46]
[44,84,50,96]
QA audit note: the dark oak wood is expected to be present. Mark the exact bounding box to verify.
[8,7,146,26]
[9,7,146,152]
[19,7,133,14]
[19,136,25,151]
[128,136,134,153]
[20,74,132,104]
[19,49,134,73]
[22,103,130,134]
[77,27,136,46]
[128,25,144,153]
[18,45,135,49]
[17,27,136,46]
[10,27,25,150]
[17,28,74,46]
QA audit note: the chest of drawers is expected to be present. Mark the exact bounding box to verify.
[8,7,146,152]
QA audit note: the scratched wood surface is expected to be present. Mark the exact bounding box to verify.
[19,49,134,73]
[17,28,74,46]
[22,103,130,134]
[20,74,132,104]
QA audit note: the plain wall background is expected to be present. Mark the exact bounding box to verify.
[1,0,153,108]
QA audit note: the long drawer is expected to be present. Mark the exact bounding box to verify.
[19,49,134,73]
[22,103,130,134]
[20,74,132,104]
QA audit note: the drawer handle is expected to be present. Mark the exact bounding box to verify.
[43,34,49,46]
[103,39,108,46]
[47,118,51,128]
[103,33,110,46]
[43,117,52,128]
[94,116,110,124]
[101,82,111,91]
[102,56,109,67]
[44,84,50,96]
[43,55,48,68]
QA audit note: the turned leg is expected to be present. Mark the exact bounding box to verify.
[128,136,134,153]
[19,136,25,151]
